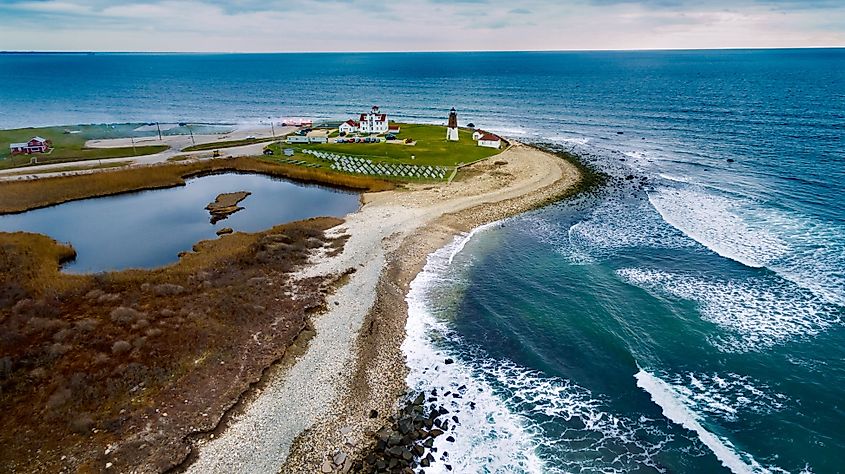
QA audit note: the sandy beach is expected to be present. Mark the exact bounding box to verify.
[184,143,582,473]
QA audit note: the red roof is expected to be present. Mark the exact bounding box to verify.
[360,113,387,122]
[343,120,359,127]
[479,133,500,141]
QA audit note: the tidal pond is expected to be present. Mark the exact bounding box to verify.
[0,173,360,272]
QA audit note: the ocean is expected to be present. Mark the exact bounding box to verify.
[1,50,843,473]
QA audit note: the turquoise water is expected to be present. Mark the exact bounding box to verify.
[0,173,359,272]
[0,50,843,472]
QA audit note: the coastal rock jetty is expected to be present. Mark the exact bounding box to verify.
[206,191,250,223]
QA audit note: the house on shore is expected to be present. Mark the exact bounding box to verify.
[477,133,503,149]
[10,136,51,155]
[339,120,360,134]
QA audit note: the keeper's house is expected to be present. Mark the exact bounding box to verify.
[10,136,51,155]
[340,106,390,135]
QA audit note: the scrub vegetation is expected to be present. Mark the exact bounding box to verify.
[0,216,350,472]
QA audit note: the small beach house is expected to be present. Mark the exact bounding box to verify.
[477,133,502,149]
[339,120,360,134]
[9,136,51,155]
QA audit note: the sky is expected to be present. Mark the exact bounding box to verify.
[0,0,843,52]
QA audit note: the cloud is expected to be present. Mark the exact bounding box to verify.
[0,0,842,51]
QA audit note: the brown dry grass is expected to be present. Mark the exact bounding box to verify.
[0,156,395,214]
[0,217,347,473]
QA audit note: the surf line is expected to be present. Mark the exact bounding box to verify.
[635,369,769,474]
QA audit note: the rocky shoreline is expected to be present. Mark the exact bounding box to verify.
[280,146,587,473]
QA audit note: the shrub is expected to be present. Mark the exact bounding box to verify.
[110,307,144,325]
[151,284,185,296]
[111,340,131,355]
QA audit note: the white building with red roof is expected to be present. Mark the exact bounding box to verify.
[339,120,360,134]
[359,106,389,134]
[477,132,503,149]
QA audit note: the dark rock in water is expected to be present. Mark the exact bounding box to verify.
[429,428,445,438]
[625,175,635,180]
[446,435,455,443]
[451,415,459,423]
[617,131,624,134]
[216,227,233,236]
[469,402,476,410]
[727,158,735,163]
[413,445,425,456]
[445,464,453,471]
[444,358,454,364]
[458,385,466,392]
[438,407,449,415]
[413,393,426,406]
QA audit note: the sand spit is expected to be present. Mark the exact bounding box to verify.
[185,144,582,473]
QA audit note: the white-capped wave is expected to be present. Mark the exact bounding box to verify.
[404,230,678,473]
[648,185,789,269]
[635,369,777,474]
[663,372,787,423]
[617,268,842,352]
[647,184,845,306]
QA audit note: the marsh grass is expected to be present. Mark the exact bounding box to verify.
[0,156,394,214]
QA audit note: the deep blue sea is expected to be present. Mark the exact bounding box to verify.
[1,50,843,473]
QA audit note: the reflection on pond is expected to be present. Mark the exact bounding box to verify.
[0,173,360,273]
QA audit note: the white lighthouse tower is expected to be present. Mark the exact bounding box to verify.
[446,107,459,141]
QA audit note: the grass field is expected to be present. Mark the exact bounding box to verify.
[268,123,503,167]
[181,137,277,152]
[0,124,169,169]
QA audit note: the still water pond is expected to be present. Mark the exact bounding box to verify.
[0,173,359,273]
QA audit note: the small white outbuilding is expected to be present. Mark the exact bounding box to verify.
[477,133,502,149]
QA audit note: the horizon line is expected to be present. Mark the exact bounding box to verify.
[1,46,844,55]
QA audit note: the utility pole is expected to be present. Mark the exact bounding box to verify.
[156,122,162,141]
[187,124,195,146]
[131,136,137,156]
[269,117,276,138]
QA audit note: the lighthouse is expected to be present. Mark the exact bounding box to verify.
[446,107,459,141]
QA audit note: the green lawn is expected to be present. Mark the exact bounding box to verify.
[0,124,169,170]
[181,137,277,152]
[267,123,503,167]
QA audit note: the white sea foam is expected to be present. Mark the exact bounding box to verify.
[648,185,789,269]
[663,372,787,423]
[617,268,841,352]
[521,196,696,265]
[404,229,678,473]
[404,233,546,473]
[647,184,845,306]
[635,369,775,474]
